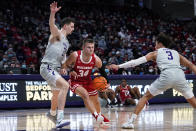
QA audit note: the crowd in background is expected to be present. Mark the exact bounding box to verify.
[0,0,196,75]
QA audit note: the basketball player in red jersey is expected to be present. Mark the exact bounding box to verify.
[62,39,110,124]
[115,79,141,105]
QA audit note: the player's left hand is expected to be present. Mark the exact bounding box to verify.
[50,1,61,13]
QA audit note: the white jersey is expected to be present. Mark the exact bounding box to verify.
[156,48,181,71]
[149,48,194,99]
[41,33,69,68]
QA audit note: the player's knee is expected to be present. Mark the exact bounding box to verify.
[144,90,154,100]
[183,90,194,100]
[81,92,90,101]
[94,98,100,105]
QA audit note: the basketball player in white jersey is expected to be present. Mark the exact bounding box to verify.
[40,1,74,128]
[109,33,196,129]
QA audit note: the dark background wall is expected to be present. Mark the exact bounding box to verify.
[145,0,194,19]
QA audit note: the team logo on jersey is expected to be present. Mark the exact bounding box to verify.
[63,42,68,50]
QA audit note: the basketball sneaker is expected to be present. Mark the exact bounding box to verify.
[95,114,104,124]
[121,121,134,129]
[101,114,110,123]
[56,112,70,128]
[46,112,56,123]
[56,119,70,128]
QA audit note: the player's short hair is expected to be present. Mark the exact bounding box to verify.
[156,33,172,48]
[122,79,126,82]
[83,39,95,47]
[60,17,75,28]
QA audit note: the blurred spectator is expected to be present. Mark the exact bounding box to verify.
[0,0,195,74]
[115,79,141,106]
[145,65,156,75]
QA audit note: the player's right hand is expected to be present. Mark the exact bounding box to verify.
[69,71,78,79]
[50,1,61,13]
[108,64,119,70]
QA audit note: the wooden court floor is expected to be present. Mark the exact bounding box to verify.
[0,103,195,131]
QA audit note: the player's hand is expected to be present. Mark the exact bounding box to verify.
[50,1,61,13]
[108,64,119,70]
[99,83,110,92]
[69,71,78,79]
[60,68,67,75]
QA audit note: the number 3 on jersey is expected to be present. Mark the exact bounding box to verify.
[166,51,173,60]
[78,70,89,77]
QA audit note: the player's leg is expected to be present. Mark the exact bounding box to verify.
[122,77,168,129]
[107,89,117,104]
[75,86,96,113]
[50,90,59,114]
[40,64,69,128]
[174,70,196,108]
[46,90,59,123]
[90,94,110,122]
[55,77,69,128]
[125,98,136,105]
[90,94,101,113]
[101,91,111,105]
[98,92,108,107]
[75,86,104,123]
[175,84,196,108]
[133,87,141,99]
[186,97,196,108]
[122,90,154,129]
[56,77,69,110]
[133,90,153,114]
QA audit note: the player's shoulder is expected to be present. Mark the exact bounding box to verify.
[49,32,63,42]
[70,51,78,57]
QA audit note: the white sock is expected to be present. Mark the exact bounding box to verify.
[98,112,101,116]
[50,109,56,116]
[114,98,117,103]
[93,112,98,117]
[129,113,137,123]
[107,98,111,104]
[57,110,64,121]
[135,99,139,105]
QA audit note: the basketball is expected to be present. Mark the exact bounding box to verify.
[92,76,107,91]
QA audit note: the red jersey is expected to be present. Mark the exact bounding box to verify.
[69,50,97,96]
[119,85,131,102]
[71,50,96,82]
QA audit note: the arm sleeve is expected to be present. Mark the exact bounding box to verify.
[119,56,147,69]
[99,65,109,83]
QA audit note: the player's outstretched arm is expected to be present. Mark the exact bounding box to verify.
[180,54,196,74]
[109,51,157,70]
[49,1,61,37]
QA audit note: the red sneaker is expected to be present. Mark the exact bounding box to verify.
[101,114,110,122]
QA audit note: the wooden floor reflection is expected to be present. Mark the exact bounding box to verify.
[0,103,196,131]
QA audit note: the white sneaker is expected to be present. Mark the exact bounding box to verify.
[96,115,104,124]
[46,112,56,123]
[56,119,70,128]
[121,121,134,129]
